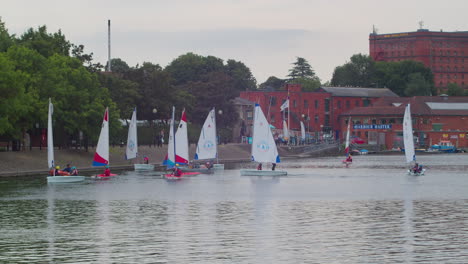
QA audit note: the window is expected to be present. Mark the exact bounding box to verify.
[381,119,387,124]
[324,115,330,126]
[314,114,319,123]
[389,118,395,124]
[397,118,403,124]
[363,99,370,107]
[271,97,277,106]
[355,101,360,107]
[293,100,297,108]
[270,114,275,123]
[247,111,253,120]
[372,119,377,125]
[432,123,443,131]
[423,119,429,124]
[325,99,330,112]
[346,100,350,109]
[357,131,362,137]
[304,100,308,108]
[337,100,341,109]
[315,100,319,109]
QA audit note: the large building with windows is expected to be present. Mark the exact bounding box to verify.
[238,85,398,141]
[340,95,468,149]
[369,28,468,92]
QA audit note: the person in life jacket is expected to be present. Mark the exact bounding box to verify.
[70,166,79,176]
[346,154,353,163]
[173,164,182,176]
[144,156,149,164]
[257,163,263,170]
[104,165,111,176]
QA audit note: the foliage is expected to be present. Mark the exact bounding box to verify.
[259,76,286,90]
[446,83,465,96]
[225,59,257,91]
[404,72,433,96]
[105,58,130,73]
[331,54,375,87]
[0,17,14,52]
[289,77,321,92]
[287,57,316,80]
[17,25,71,58]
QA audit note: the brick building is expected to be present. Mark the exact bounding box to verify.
[238,85,397,140]
[369,28,468,92]
[340,95,468,149]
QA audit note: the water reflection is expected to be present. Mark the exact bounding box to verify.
[0,155,468,263]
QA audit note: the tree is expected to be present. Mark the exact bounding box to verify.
[225,59,257,91]
[0,17,13,52]
[291,77,321,92]
[165,53,224,86]
[259,76,286,90]
[404,72,433,96]
[99,74,141,118]
[72,44,103,73]
[287,57,316,80]
[446,83,464,96]
[17,25,71,58]
[105,58,130,74]
[331,54,375,87]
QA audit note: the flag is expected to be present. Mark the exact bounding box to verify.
[280,99,289,111]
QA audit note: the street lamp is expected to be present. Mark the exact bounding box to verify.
[152,108,157,147]
[217,109,223,144]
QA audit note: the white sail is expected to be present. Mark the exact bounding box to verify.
[300,121,306,141]
[174,109,189,165]
[47,98,54,169]
[283,120,289,141]
[345,118,351,156]
[251,104,280,163]
[164,106,176,168]
[195,108,217,160]
[93,108,109,166]
[126,107,138,160]
[403,104,416,163]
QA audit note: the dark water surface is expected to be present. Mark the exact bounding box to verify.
[1,154,468,263]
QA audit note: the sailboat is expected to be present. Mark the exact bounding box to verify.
[194,108,224,170]
[240,104,287,176]
[300,121,306,144]
[126,108,154,171]
[342,117,352,167]
[163,107,199,179]
[93,107,116,177]
[47,98,85,183]
[403,104,425,175]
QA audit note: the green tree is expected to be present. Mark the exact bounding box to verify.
[259,76,286,90]
[446,83,464,96]
[72,44,103,73]
[225,59,257,91]
[0,53,31,137]
[404,72,433,96]
[331,54,375,87]
[0,17,14,52]
[291,77,321,92]
[99,74,140,118]
[17,25,71,58]
[287,57,316,80]
[105,58,130,74]
[165,53,224,86]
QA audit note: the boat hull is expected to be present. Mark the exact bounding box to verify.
[47,176,85,183]
[240,169,287,176]
[180,167,214,174]
[213,164,224,170]
[134,164,155,171]
[163,172,200,179]
[407,169,426,176]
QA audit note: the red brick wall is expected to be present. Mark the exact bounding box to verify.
[369,31,468,90]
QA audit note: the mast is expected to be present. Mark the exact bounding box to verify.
[107,19,111,72]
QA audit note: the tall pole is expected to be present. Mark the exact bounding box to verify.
[107,19,111,72]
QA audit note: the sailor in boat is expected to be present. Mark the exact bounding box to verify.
[144,156,149,164]
[70,166,79,176]
[412,163,422,174]
[62,164,72,174]
[104,165,111,176]
[172,164,182,176]
[272,163,276,171]
[345,155,353,163]
[205,161,213,169]
[52,166,70,176]
[257,163,262,170]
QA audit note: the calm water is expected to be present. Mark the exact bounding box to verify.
[1,154,468,263]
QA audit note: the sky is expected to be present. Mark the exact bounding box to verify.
[2,0,468,84]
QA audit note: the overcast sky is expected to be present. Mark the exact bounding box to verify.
[3,0,467,84]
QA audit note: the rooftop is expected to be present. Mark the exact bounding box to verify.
[318,87,399,98]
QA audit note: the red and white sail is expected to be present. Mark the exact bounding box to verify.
[93,108,109,166]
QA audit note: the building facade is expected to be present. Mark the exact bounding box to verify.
[369,29,468,91]
[340,96,468,149]
[239,85,398,140]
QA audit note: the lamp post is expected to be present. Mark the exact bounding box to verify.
[152,108,157,147]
